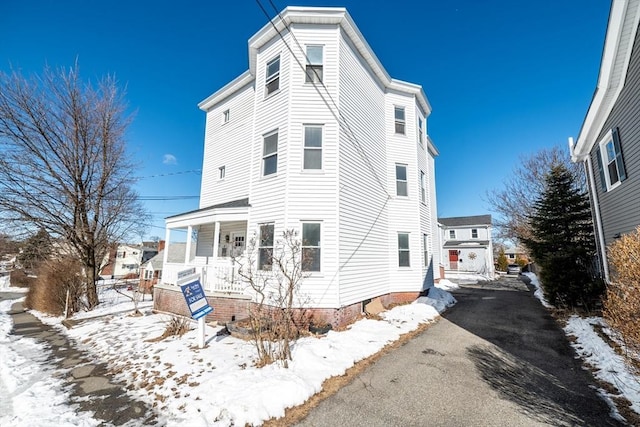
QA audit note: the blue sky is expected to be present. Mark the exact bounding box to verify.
[1,0,610,240]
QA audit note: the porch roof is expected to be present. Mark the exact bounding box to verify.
[166,198,250,229]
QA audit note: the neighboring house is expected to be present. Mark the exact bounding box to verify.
[140,241,194,294]
[503,246,530,265]
[156,6,441,327]
[571,0,640,282]
[101,243,159,279]
[439,215,494,276]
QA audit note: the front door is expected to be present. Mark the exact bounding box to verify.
[449,250,459,270]
[230,232,246,258]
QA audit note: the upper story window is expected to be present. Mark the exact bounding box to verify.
[396,164,408,197]
[265,56,280,96]
[218,166,225,180]
[305,46,323,83]
[418,117,424,144]
[449,230,456,240]
[423,234,429,267]
[394,107,405,134]
[258,223,274,270]
[596,128,627,192]
[223,109,230,124]
[303,125,322,170]
[471,228,478,239]
[398,233,410,267]
[302,222,321,271]
[420,170,426,203]
[263,131,278,176]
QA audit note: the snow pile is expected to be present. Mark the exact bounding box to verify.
[564,316,640,418]
[435,278,460,291]
[0,274,10,289]
[522,271,552,308]
[2,286,456,426]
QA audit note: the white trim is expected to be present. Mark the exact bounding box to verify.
[573,0,640,161]
[597,128,623,191]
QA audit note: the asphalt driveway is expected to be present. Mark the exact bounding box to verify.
[296,276,624,426]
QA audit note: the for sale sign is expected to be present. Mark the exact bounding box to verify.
[177,270,213,320]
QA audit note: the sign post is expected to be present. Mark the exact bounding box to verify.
[177,268,213,348]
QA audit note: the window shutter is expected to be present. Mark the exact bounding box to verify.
[612,127,627,182]
[595,147,607,192]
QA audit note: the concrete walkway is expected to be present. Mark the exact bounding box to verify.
[297,276,625,426]
[7,300,158,426]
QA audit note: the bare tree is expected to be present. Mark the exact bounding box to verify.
[0,64,147,309]
[486,145,585,243]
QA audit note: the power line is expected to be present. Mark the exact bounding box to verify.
[136,169,202,180]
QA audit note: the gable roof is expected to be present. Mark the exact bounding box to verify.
[572,0,640,161]
[439,215,492,227]
[142,243,196,270]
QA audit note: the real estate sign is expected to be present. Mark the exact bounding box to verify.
[177,269,213,320]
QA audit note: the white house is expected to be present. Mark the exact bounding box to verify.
[439,215,494,276]
[155,7,441,326]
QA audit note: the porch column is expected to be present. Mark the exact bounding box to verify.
[212,221,221,260]
[185,225,193,264]
[162,228,170,276]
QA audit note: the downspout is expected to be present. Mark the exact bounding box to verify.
[585,156,610,282]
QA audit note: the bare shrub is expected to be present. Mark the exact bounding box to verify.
[604,226,640,364]
[158,316,191,341]
[234,229,310,368]
[24,258,84,316]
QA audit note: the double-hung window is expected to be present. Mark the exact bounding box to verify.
[302,223,321,271]
[303,125,322,170]
[420,171,426,203]
[263,131,278,176]
[418,117,424,144]
[258,223,274,270]
[398,233,410,267]
[449,230,456,240]
[596,128,627,191]
[423,234,429,267]
[218,166,225,180]
[396,164,408,196]
[265,56,280,96]
[394,107,405,134]
[471,228,478,239]
[305,46,323,83]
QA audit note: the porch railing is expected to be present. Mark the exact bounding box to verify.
[163,259,246,294]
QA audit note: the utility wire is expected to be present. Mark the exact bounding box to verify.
[136,169,202,180]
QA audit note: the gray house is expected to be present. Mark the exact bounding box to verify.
[571,0,640,281]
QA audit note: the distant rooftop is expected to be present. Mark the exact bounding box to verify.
[439,215,492,227]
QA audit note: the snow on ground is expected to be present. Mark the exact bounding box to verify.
[0,297,99,427]
[525,272,640,421]
[564,316,640,419]
[0,284,455,427]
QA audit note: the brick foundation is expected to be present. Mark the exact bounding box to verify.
[153,285,424,329]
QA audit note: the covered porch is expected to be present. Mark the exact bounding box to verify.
[161,199,250,294]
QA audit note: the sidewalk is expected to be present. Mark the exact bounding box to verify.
[8,301,158,426]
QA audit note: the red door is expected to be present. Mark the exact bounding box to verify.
[449,250,459,270]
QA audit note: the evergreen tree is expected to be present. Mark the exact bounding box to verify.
[17,228,52,272]
[496,247,509,271]
[523,164,603,308]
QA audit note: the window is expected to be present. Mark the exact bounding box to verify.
[265,56,280,96]
[423,234,429,267]
[305,46,323,83]
[258,224,274,270]
[263,131,278,176]
[398,233,410,267]
[394,107,405,134]
[396,164,408,196]
[219,166,225,180]
[418,117,424,144]
[302,223,321,271]
[117,251,125,258]
[223,109,230,124]
[420,171,426,203]
[449,230,456,239]
[471,229,478,239]
[596,128,627,191]
[303,125,322,169]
